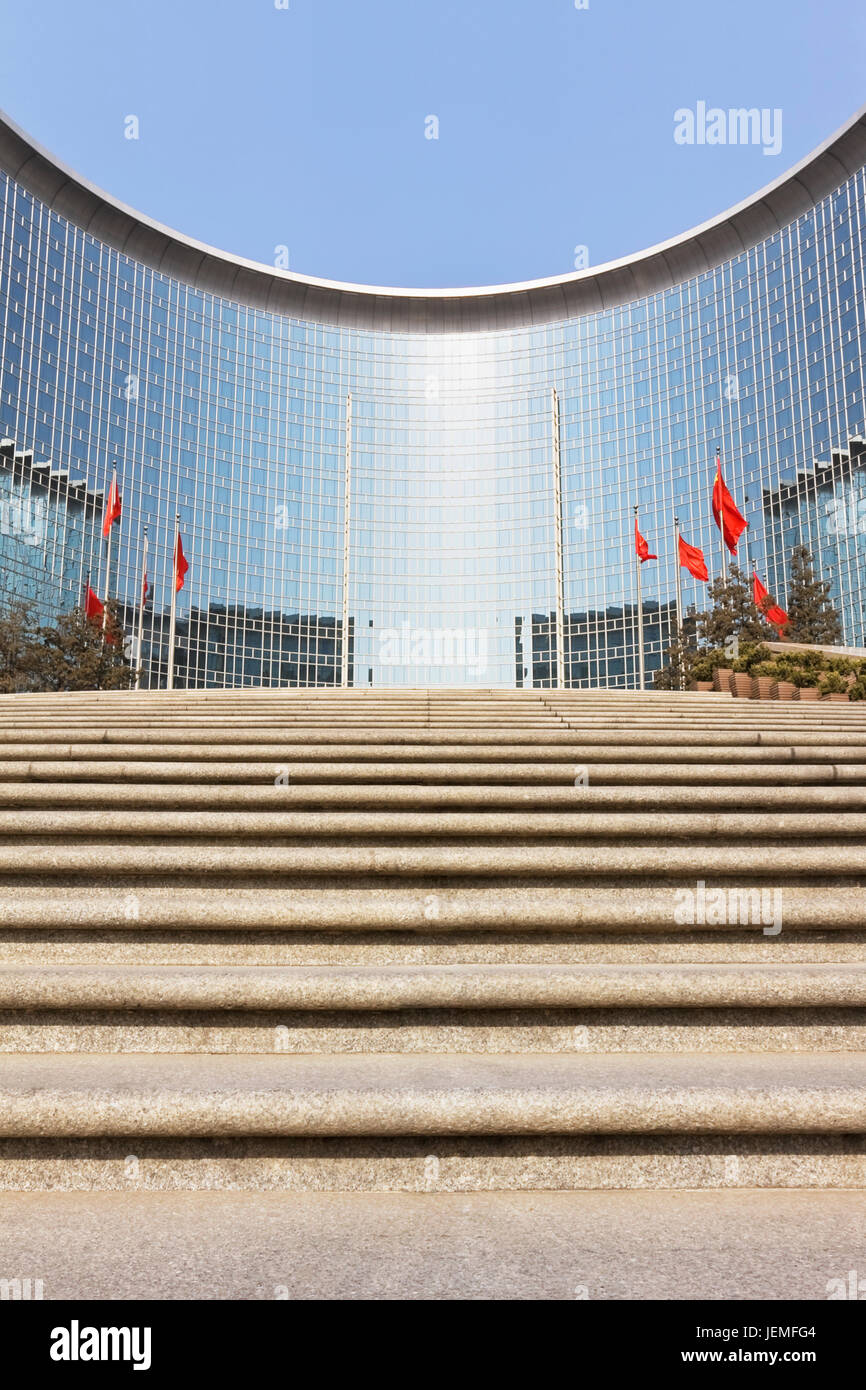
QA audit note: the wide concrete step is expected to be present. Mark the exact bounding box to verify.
[1,967,865,1054]
[4,728,862,747]
[0,691,728,706]
[3,742,866,764]
[0,883,853,929]
[5,719,864,738]
[0,841,861,877]
[1,809,863,840]
[0,1189,862,1297]
[3,962,865,1009]
[3,1008,865,1054]
[1,1051,865,1136]
[2,759,863,784]
[4,935,864,971]
[1,781,864,811]
[4,726,866,746]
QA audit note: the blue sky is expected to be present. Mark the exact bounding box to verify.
[1,0,864,287]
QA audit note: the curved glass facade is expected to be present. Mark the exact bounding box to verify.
[2,118,866,688]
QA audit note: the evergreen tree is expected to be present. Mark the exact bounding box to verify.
[0,599,43,692]
[694,564,772,651]
[785,544,843,644]
[653,633,697,690]
[37,601,133,691]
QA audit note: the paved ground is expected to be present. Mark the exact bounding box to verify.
[0,1189,863,1300]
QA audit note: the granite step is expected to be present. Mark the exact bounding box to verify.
[0,1189,860,1297]
[1,759,862,784]
[2,742,865,763]
[3,962,865,1008]
[2,809,866,840]
[1,1051,865,1138]
[0,841,860,877]
[0,782,863,811]
[0,883,856,930]
[1,964,865,1055]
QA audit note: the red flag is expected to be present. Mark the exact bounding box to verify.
[174,533,189,592]
[678,534,709,582]
[102,474,121,538]
[634,517,656,562]
[141,571,150,607]
[84,586,104,622]
[753,571,788,633]
[712,456,747,555]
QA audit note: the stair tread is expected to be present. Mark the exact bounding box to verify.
[0,1189,860,1301]
[0,841,862,874]
[2,1051,866,1137]
[1,962,866,1009]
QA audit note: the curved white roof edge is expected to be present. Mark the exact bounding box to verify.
[1,102,866,331]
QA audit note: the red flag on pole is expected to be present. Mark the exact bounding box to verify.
[752,571,789,633]
[174,532,189,592]
[678,534,709,582]
[634,517,656,562]
[84,586,104,622]
[712,458,747,555]
[102,474,121,538]
[141,570,150,607]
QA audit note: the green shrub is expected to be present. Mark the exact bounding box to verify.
[732,643,772,673]
[827,656,857,676]
[692,649,724,682]
[797,648,825,670]
[819,670,848,695]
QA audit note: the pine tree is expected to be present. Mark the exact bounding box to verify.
[694,564,772,650]
[37,600,133,691]
[0,599,43,692]
[653,633,697,690]
[785,545,843,644]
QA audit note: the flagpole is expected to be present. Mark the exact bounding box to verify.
[674,514,685,692]
[167,513,179,691]
[717,447,727,583]
[634,504,645,692]
[674,514,684,637]
[134,526,148,691]
[102,464,117,632]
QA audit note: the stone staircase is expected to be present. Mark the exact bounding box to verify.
[1,686,866,1194]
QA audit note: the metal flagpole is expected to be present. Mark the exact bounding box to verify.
[134,526,148,691]
[167,514,179,691]
[674,514,685,691]
[717,447,727,583]
[674,514,684,637]
[340,393,352,688]
[634,504,645,692]
[552,387,565,689]
[102,464,117,632]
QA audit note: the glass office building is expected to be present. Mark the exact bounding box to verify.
[1,105,865,688]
